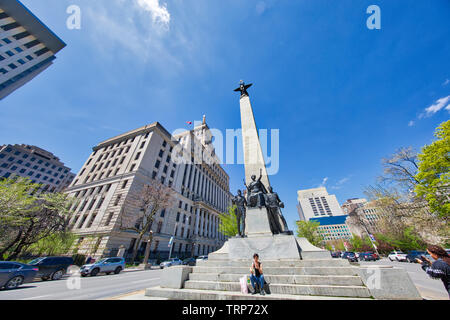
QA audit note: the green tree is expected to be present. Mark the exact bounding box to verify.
[349,234,372,252]
[0,178,75,260]
[295,220,323,247]
[26,232,77,256]
[218,205,238,237]
[415,120,450,218]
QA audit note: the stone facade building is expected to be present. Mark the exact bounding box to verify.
[0,0,65,100]
[0,144,75,192]
[297,187,345,221]
[343,198,382,237]
[65,120,231,260]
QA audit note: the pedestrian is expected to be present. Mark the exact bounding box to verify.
[416,244,450,298]
[86,256,92,264]
[249,253,265,295]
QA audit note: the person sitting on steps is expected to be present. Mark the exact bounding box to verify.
[250,253,265,295]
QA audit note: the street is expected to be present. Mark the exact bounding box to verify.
[0,268,162,300]
[359,258,448,300]
[0,260,448,300]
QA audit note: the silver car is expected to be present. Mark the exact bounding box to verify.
[80,257,125,277]
[159,258,183,269]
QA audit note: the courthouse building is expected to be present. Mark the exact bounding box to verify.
[0,144,75,192]
[0,0,65,100]
[65,119,231,259]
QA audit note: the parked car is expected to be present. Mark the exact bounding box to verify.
[160,258,183,269]
[341,252,355,259]
[371,252,380,260]
[182,257,196,266]
[330,251,341,258]
[0,261,38,290]
[388,251,407,262]
[406,251,426,263]
[346,252,359,262]
[359,252,376,261]
[196,255,208,261]
[28,256,74,281]
[80,257,125,277]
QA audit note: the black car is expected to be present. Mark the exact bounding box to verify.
[359,253,375,261]
[28,256,74,281]
[406,251,426,263]
[342,252,358,262]
[0,261,38,290]
[182,257,196,266]
[330,251,341,258]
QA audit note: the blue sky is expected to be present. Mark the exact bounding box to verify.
[1,0,449,230]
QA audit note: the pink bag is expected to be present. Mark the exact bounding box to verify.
[239,276,248,294]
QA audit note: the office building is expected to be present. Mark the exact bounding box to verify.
[0,144,75,192]
[309,215,352,241]
[65,119,231,259]
[297,187,345,221]
[0,0,65,100]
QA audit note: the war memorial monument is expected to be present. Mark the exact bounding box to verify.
[144,82,422,300]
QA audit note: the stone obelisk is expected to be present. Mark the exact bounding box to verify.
[235,81,270,188]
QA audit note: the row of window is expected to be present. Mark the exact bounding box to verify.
[0,149,69,173]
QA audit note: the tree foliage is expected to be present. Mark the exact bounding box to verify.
[295,220,323,247]
[218,205,238,238]
[0,178,75,260]
[348,234,373,252]
[415,120,450,218]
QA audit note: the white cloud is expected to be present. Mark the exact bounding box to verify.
[85,0,180,67]
[337,177,350,185]
[136,0,170,28]
[443,79,450,86]
[420,95,450,118]
[319,177,328,187]
[408,120,415,127]
[330,176,351,190]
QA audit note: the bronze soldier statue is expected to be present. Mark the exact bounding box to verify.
[231,190,247,237]
[243,169,267,208]
[265,186,292,235]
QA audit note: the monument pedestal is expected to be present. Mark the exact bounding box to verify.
[244,207,273,237]
[228,234,302,260]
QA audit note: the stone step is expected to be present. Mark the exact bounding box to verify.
[184,280,371,298]
[192,266,359,276]
[188,273,363,286]
[196,259,349,268]
[145,286,372,300]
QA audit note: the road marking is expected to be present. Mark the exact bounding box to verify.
[131,278,160,284]
[21,294,52,300]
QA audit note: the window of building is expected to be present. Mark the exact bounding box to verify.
[122,180,128,189]
[114,195,121,206]
[34,47,50,56]
[176,212,180,222]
